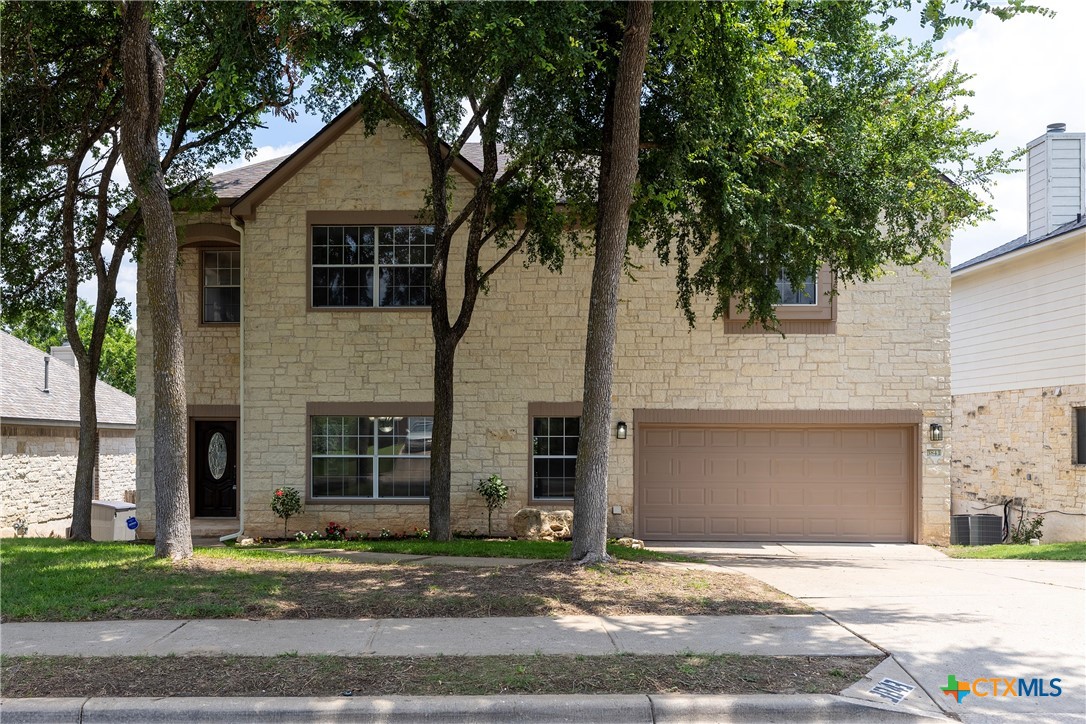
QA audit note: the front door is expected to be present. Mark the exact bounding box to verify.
[194,420,237,517]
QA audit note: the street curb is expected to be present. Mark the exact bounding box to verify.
[2,694,953,723]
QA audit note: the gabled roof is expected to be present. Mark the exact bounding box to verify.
[0,332,136,428]
[208,141,509,210]
[212,156,289,202]
[220,102,506,220]
[952,214,1086,274]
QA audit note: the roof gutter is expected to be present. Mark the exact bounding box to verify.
[220,216,247,544]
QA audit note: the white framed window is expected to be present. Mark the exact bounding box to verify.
[532,415,580,500]
[311,225,433,308]
[310,413,432,499]
[202,250,240,323]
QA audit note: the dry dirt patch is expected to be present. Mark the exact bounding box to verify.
[185,557,809,619]
[0,654,882,697]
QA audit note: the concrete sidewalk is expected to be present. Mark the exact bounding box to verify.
[2,614,878,657]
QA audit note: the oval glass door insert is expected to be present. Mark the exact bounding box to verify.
[208,432,228,480]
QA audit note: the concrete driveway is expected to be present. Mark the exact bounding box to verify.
[651,543,1085,724]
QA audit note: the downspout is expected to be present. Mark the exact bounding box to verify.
[221,215,246,543]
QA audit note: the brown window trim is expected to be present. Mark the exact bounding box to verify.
[198,247,241,328]
[306,211,434,314]
[528,401,583,504]
[305,401,435,505]
[724,266,836,334]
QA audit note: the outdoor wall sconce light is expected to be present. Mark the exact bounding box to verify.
[929,423,943,442]
[616,421,628,440]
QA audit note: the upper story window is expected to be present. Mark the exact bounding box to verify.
[311,225,433,308]
[727,265,835,327]
[776,269,817,305]
[202,250,240,324]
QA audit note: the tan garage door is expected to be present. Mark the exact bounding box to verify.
[636,425,913,542]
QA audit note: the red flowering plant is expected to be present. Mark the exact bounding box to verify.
[271,487,303,537]
[325,521,349,541]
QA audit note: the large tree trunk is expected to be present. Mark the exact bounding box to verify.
[60,161,98,541]
[428,338,456,541]
[570,0,653,564]
[119,0,193,560]
[70,360,100,540]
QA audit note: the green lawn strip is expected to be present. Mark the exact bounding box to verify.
[0,654,884,697]
[0,539,804,622]
[941,542,1086,561]
[258,537,695,562]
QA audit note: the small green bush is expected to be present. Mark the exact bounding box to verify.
[476,474,509,536]
[271,487,303,537]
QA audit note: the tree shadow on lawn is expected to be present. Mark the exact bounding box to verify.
[222,558,811,619]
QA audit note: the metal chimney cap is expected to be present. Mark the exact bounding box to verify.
[1047,123,1067,133]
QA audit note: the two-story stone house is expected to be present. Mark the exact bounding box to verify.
[136,104,952,543]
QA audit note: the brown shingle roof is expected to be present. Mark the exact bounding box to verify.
[208,143,506,203]
[211,156,290,200]
[0,332,135,427]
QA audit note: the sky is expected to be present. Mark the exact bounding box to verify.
[97,0,1086,313]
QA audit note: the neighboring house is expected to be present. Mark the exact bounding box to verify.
[136,104,952,543]
[1,331,137,535]
[951,124,1086,542]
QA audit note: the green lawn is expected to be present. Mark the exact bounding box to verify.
[942,542,1086,561]
[264,537,693,562]
[0,538,697,621]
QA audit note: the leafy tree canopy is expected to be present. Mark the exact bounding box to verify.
[514,0,1030,328]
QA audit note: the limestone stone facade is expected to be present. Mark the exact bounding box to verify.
[1,425,135,533]
[952,385,1086,542]
[138,119,952,543]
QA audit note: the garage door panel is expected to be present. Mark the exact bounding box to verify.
[677,517,706,534]
[642,488,673,505]
[676,488,706,505]
[707,457,738,479]
[676,429,706,447]
[741,487,772,506]
[709,430,739,447]
[774,430,806,447]
[643,456,675,479]
[742,430,773,447]
[777,518,805,536]
[642,429,675,448]
[741,518,772,535]
[776,488,804,506]
[637,423,912,542]
[808,518,839,536]
[739,457,772,478]
[710,518,739,534]
[642,517,674,535]
[709,487,738,506]
[774,458,806,478]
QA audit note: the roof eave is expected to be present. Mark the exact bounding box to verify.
[227,102,483,220]
[952,225,1085,277]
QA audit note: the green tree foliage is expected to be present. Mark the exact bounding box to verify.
[4,300,136,395]
[290,1,593,540]
[1,0,299,547]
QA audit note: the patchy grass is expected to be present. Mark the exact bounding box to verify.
[0,539,807,622]
[942,542,1086,561]
[0,654,883,697]
[258,537,693,562]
